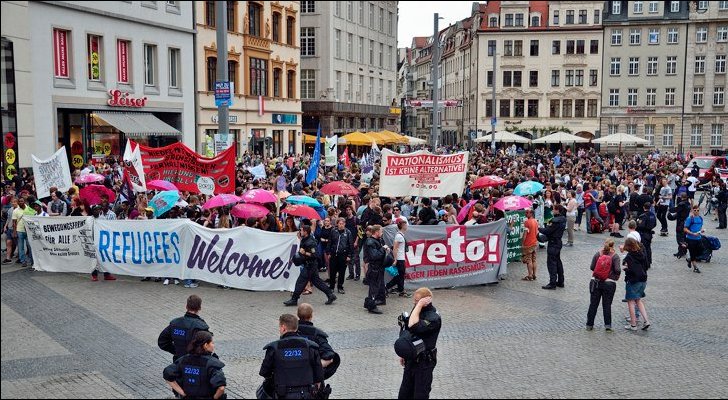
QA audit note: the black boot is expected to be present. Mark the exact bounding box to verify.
[283,298,298,306]
[325,294,337,305]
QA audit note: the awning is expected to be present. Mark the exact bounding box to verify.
[93,111,181,137]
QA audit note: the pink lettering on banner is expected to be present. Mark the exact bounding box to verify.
[405,226,501,267]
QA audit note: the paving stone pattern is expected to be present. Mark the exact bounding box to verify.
[2,222,727,399]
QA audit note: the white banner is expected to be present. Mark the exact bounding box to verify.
[24,216,96,273]
[32,147,72,199]
[325,136,338,167]
[379,149,469,198]
[247,164,266,180]
[123,139,147,192]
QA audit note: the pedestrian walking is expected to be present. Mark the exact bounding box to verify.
[328,218,353,294]
[622,238,651,331]
[283,224,337,307]
[362,224,389,314]
[684,205,705,273]
[586,239,621,332]
[385,220,412,297]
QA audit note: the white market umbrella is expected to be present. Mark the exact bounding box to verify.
[592,132,650,153]
[404,136,427,145]
[474,130,530,144]
[532,131,590,144]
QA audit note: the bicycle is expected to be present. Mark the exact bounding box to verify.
[696,183,716,217]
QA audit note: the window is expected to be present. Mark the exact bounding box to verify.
[566,40,575,54]
[550,100,560,117]
[627,124,637,136]
[250,57,267,96]
[359,2,364,23]
[283,70,294,99]
[566,10,574,24]
[611,29,622,45]
[574,69,583,86]
[389,12,394,35]
[587,99,598,117]
[227,1,236,31]
[667,28,679,44]
[286,16,295,45]
[531,16,540,27]
[645,125,655,145]
[720,1,728,10]
[168,48,179,89]
[711,124,724,147]
[87,34,101,81]
[489,16,498,27]
[718,26,728,42]
[562,99,573,117]
[648,28,659,44]
[347,33,353,61]
[693,87,704,106]
[514,40,523,56]
[505,14,514,27]
[515,13,524,26]
[691,125,703,147]
[590,40,599,54]
[552,40,560,54]
[663,124,674,146]
[670,1,680,12]
[630,29,641,45]
[698,1,708,10]
[629,57,639,75]
[567,69,575,84]
[647,57,658,75]
[696,27,708,43]
[334,71,341,100]
[143,43,156,86]
[608,124,619,136]
[574,99,585,117]
[610,57,621,75]
[530,40,539,56]
[528,100,538,117]
[487,71,493,87]
[272,12,281,42]
[227,60,238,93]
[553,10,559,25]
[379,7,384,32]
[359,37,364,62]
[513,71,522,86]
[301,69,316,99]
[488,40,496,56]
[486,100,493,118]
[334,30,341,59]
[609,89,620,106]
[347,1,354,21]
[357,75,363,101]
[205,1,215,26]
[589,69,598,86]
[503,71,512,87]
[666,56,677,75]
[504,40,513,56]
[514,99,525,117]
[205,57,216,91]
[579,10,587,24]
[646,88,656,106]
[627,88,638,106]
[714,86,725,106]
[717,55,727,74]
[301,28,315,56]
[665,88,676,106]
[117,40,130,83]
[273,68,281,97]
[379,43,383,67]
[301,1,315,13]
[695,56,706,74]
[369,3,375,29]
[612,1,621,14]
[529,71,538,87]
[551,70,560,86]
[499,99,510,117]
[594,9,601,24]
[576,40,585,54]
[633,1,643,13]
[248,3,262,36]
[334,1,341,16]
[53,28,70,78]
[369,40,374,64]
[649,1,658,13]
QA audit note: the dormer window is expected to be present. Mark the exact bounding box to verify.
[489,16,498,27]
[531,15,540,27]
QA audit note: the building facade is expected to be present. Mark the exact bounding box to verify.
[195,1,302,157]
[299,0,399,136]
[1,1,196,170]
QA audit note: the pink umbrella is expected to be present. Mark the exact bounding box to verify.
[202,194,242,210]
[457,200,477,223]
[472,175,507,190]
[146,179,178,192]
[75,173,105,184]
[241,189,278,204]
[283,204,321,220]
[321,181,359,196]
[493,195,533,212]
[231,203,270,219]
[80,184,116,206]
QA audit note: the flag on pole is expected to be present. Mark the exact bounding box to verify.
[123,139,147,192]
[370,141,381,162]
[340,147,351,168]
[306,124,321,185]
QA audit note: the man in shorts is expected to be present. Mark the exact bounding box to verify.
[521,209,539,281]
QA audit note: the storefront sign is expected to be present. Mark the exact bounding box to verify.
[211,115,238,123]
[627,108,656,114]
[406,99,462,108]
[272,113,297,124]
[107,89,147,108]
[379,149,469,198]
[389,107,401,115]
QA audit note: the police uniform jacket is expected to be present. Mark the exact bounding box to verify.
[329,228,354,258]
[163,352,226,399]
[299,235,319,268]
[297,321,335,361]
[408,304,442,352]
[259,332,324,389]
[158,312,210,361]
[538,215,566,252]
[363,237,386,269]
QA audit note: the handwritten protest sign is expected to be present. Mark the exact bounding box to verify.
[32,147,72,198]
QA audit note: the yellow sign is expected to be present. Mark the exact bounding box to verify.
[72,154,84,168]
[5,164,16,180]
[4,148,15,165]
[103,143,112,155]
[389,107,401,115]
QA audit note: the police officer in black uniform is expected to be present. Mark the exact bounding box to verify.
[164,330,227,399]
[539,205,567,290]
[716,180,727,229]
[158,295,210,362]
[297,303,340,380]
[636,202,657,266]
[284,224,337,307]
[363,224,389,314]
[671,192,691,258]
[259,314,326,399]
[395,287,441,400]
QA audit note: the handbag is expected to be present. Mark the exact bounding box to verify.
[385,265,399,277]
[292,252,305,266]
[383,252,394,268]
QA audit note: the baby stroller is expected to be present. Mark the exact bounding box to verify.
[694,236,721,263]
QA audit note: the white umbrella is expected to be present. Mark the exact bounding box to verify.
[532,131,590,144]
[473,131,531,144]
[592,132,650,145]
[404,136,427,145]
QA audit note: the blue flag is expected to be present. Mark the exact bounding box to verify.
[306,124,321,185]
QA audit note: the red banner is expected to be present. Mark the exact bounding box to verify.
[117,40,129,83]
[53,29,68,78]
[134,141,236,194]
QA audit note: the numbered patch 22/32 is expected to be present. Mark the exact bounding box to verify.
[282,349,303,358]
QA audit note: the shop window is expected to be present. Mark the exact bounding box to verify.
[117,40,130,84]
[87,34,102,81]
[53,28,71,78]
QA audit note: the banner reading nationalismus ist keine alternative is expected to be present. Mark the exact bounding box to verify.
[24,216,97,273]
[384,220,507,289]
[379,149,469,198]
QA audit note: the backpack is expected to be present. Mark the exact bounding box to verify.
[590,217,603,233]
[706,236,721,250]
[592,253,613,281]
[598,203,609,218]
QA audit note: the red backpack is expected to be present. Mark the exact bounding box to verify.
[592,253,613,281]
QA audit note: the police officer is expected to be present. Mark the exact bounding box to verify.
[297,303,340,381]
[395,287,441,400]
[158,295,210,362]
[259,314,325,399]
[284,225,337,307]
[716,180,727,229]
[636,202,657,266]
[362,224,389,314]
[671,192,691,258]
[539,205,567,290]
[163,331,227,399]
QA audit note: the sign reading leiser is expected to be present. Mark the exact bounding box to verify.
[379,149,469,198]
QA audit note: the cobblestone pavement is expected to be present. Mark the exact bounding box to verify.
[2,219,727,399]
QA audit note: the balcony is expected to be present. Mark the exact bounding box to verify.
[243,34,271,53]
[563,53,588,66]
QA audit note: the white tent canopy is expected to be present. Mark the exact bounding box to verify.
[592,132,650,145]
[532,131,590,144]
[404,136,427,145]
[473,130,531,144]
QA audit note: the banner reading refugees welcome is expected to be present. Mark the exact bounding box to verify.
[25,216,97,273]
[134,140,235,195]
[379,149,469,198]
[384,219,507,289]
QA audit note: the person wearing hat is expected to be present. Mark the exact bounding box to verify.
[30,201,49,217]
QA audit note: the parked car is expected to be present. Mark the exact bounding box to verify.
[683,156,727,184]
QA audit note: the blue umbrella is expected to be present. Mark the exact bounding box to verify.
[514,181,544,196]
[149,190,180,218]
[287,195,322,208]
